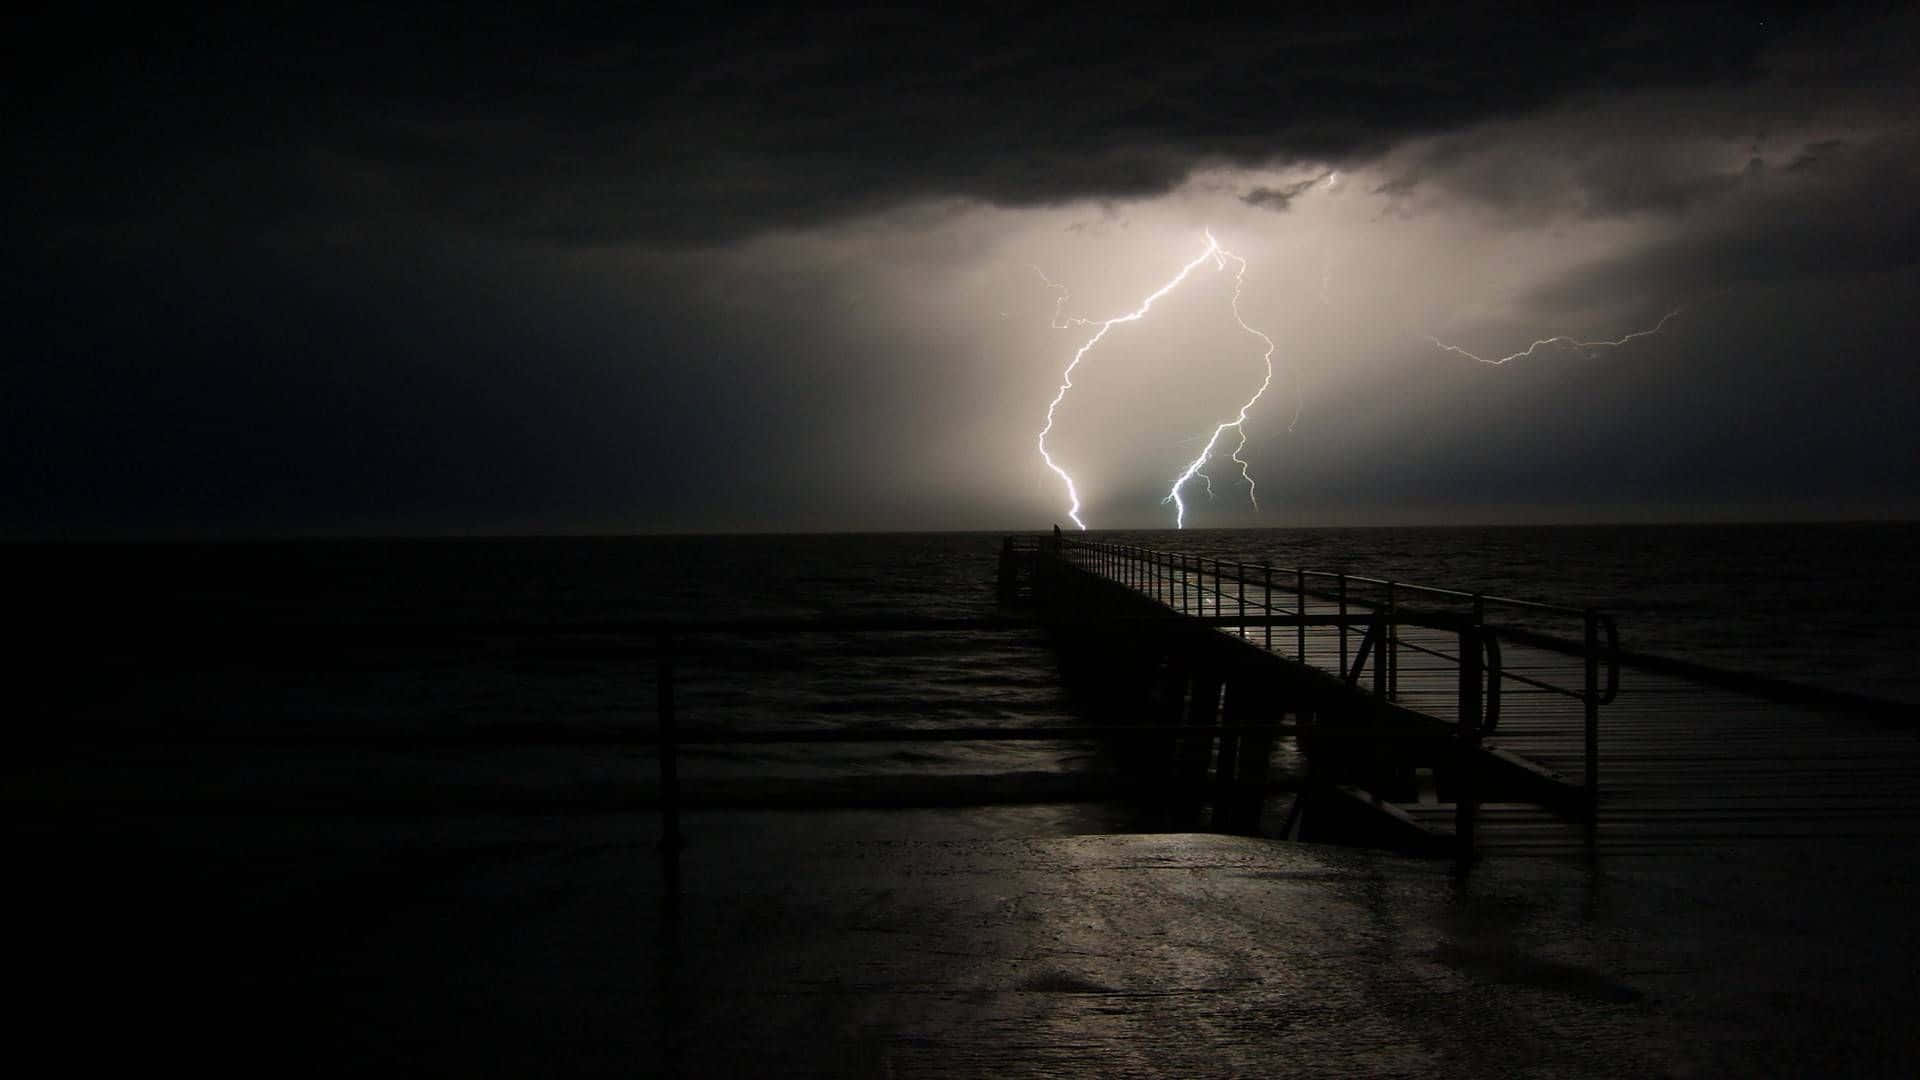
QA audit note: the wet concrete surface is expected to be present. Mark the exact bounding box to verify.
[14,808,1920,1076]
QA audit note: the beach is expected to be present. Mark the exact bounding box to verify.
[9,525,1920,1073]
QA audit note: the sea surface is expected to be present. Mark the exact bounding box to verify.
[13,523,1917,816]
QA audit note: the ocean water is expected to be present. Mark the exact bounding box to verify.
[1103,522,1920,704]
[13,523,1916,814]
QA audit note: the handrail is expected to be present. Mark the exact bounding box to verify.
[1045,533,1610,841]
[1050,534,1614,694]
[1054,534,1585,615]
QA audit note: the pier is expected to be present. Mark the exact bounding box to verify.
[1005,530,1920,859]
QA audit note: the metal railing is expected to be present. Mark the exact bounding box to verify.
[1046,533,1619,830]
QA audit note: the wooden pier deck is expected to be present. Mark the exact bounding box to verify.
[1022,534,1920,858]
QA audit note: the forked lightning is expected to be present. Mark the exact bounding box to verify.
[1036,230,1276,530]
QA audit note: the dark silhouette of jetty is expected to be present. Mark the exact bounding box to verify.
[1003,531,1920,858]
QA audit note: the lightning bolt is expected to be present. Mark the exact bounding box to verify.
[1036,233,1238,530]
[1427,308,1684,365]
[1032,266,1071,329]
[1163,233,1277,529]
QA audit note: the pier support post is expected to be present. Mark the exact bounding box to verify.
[1215,675,1278,835]
[1213,680,1240,828]
[1177,661,1222,829]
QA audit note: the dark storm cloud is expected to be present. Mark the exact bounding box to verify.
[1520,130,1920,309]
[10,3,1797,249]
[5,3,1915,536]
[1371,127,1767,223]
[1240,174,1330,213]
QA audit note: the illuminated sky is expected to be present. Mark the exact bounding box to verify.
[6,5,1917,536]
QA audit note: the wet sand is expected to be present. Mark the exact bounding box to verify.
[14,806,1920,1076]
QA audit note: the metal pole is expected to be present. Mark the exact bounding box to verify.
[1385,581,1398,700]
[1338,574,1349,674]
[1584,611,1600,845]
[1262,562,1273,650]
[1295,567,1307,661]
[1455,625,1482,869]
[657,632,683,851]
[1237,561,1246,630]
[1371,615,1386,698]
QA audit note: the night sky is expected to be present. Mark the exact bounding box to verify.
[7,4,1917,537]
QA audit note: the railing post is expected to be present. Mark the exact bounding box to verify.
[1385,581,1398,700]
[1371,614,1386,698]
[1455,624,1483,870]
[1295,567,1307,661]
[1237,561,1246,631]
[1337,574,1349,674]
[1262,562,1273,651]
[657,631,683,852]
[1584,610,1600,845]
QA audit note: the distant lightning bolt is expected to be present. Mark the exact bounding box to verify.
[1163,232,1277,529]
[1032,266,1072,329]
[1427,308,1684,365]
[1035,234,1231,530]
